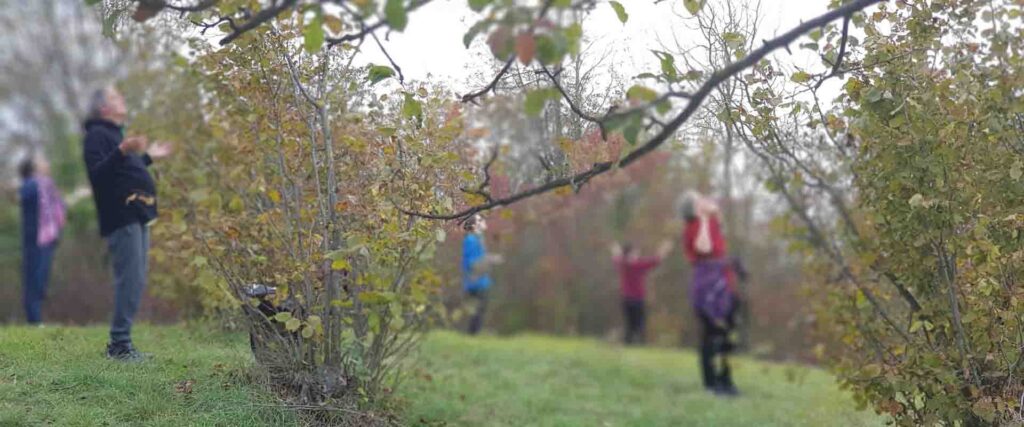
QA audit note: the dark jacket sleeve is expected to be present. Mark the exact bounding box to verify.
[83,130,124,177]
[142,153,153,167]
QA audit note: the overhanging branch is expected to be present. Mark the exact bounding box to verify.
[400,0,886,221]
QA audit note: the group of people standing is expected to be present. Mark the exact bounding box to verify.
[460,192,745,397]
[611,193,747,397]
[18,86,170,361]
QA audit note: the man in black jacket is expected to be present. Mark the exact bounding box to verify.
[82,86,171,361]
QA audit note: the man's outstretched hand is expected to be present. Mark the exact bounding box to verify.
[148,141,174,159]
[120,136,148,154]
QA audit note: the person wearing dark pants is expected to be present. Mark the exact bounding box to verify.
[698,305,737,393]
[82,86,172,361]
[466,288,489,335]
[107,223,150,346]
[621,298,646,345]
[461,214,501,335]
[18,155,65,325]
[681,192,742,396]
[611,241,671,345]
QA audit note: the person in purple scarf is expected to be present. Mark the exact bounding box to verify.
[680,192,746,396]
[18,154,66,326]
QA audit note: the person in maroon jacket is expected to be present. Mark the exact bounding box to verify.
[611,240,672,345]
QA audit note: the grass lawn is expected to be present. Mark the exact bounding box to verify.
[401,332,884,427]
[0,325,884,426]
[0,325,294,427]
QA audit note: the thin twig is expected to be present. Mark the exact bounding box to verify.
[219,0,298,45]
[814,15,850,90]
[370,30,404,84]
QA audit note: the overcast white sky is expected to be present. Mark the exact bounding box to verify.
[353,0,831,91]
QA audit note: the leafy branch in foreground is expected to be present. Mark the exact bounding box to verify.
[399,0,883,221]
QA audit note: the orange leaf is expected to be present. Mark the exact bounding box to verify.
[516,33,536,64]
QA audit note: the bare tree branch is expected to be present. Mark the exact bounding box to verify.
[461,56,516,104]
[164,0,218,12]
[371,30,405,84]
[814,15,851,90]
[460,0,557,104]
[219,0,298,45]
[326,0,434,47]
[459,148,500,203]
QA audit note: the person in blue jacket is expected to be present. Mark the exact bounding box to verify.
[461,214,502,335]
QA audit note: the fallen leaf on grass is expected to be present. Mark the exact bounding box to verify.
[174,379,195,394]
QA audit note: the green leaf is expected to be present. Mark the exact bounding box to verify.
[535,33,567,64]
[971,399,997,423]
[300,326,314,338]
[331,257,350,270]
[863,87,883,103]
[385,0,408,31]
[655,100,672,115]
[304,14,325,53]
[525,88,558,116]
[367,64,395,85]
[85,0,102,5]
[274,312,293,322]
[626,85,658,102]
[553,0,572,8]
[285,318,302,332]
[324,15,344,34]
[908,193,924,207]
[809,28,823,42]
[402,93,423,123]
[622,121,642,145]
[683,0,704,15]
[609,1,628,24]
[1010,161,1022,180]
[564,23,583,57]
[722,31,745,49]
[653,51,677,81]
[359,291,394,305]
[468,0,492,12]
[791,71,812,83]
[227,195,244,212]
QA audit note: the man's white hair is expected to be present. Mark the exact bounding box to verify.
[86,86,112,121]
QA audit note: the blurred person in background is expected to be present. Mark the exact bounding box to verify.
[82,86,172,361]
[610,240,672,345]
[681,191,742,396]
[461,214,503,335]
[19,153,66,326]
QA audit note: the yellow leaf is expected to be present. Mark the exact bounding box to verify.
[331,258,350,271]
[268,189,282,203]
[324,15,344,34]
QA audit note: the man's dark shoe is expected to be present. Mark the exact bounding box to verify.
[713,384,740,397]
[106,342,150,362]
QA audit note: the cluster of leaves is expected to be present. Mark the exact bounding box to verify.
[137,13,474,408]
[732,1,1024,424]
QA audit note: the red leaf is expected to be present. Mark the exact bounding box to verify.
[515,33,536,64]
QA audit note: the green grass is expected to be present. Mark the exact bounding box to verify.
[401,332,884,427]
[0,325,294,427]
[0,326,884,426]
